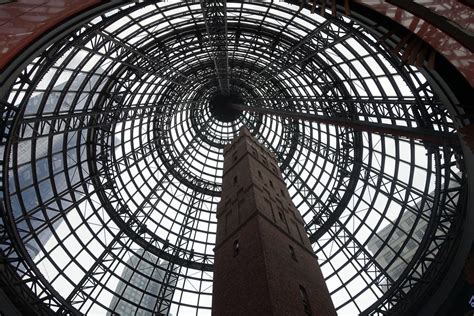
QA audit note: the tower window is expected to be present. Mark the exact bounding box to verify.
[269,180,274,188]
[258,170,262,178]
[234,176,237,184]
[299,285,312,315]
[233,239,239,257]
[279,212,284,222]
[289,245,297,261]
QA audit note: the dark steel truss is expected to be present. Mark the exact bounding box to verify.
[0,1,469,315]
[201,0,230,95]
[231,101,459,146]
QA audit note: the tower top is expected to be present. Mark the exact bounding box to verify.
[224,126,277,161]
[224,126,251,150]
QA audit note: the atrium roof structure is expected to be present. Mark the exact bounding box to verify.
[0,1,472,315]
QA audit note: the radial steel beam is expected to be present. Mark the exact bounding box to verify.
[231,103,460,146]
[13,98,196,141]
[200,0,230,94]
[257,19,332,77]
[246,96,444,105]
[74,32,186,86]
[15,96,438,127]
[247,96,444,124]
[256,20,352,84]
[92,30,189,81]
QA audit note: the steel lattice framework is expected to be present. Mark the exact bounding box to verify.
[0,1,470,315]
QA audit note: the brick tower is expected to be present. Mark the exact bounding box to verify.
[212,127,336,316]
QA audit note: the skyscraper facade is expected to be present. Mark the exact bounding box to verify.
[108,249,175,316]
[11,77,89,259]
[367,176,461,289]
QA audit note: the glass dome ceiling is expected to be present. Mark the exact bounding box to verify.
[0,1,467,315]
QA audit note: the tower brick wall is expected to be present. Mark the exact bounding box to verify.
[212,127,336,316]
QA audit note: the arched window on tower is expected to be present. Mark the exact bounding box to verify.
[233,239,239,257]
[299,285,312,315]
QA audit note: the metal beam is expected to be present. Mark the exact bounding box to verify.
[257,20,352,84]
[200,0,230,94]
[74,34,186,86]
[16,96,438,126]
[92,30,189,81]
[14,98,196,140]
[257,19,332,77]
[231,103,460,146]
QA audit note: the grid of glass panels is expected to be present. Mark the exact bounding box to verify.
[0,1,465,315]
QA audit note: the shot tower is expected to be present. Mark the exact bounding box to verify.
[212,127,336,315]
